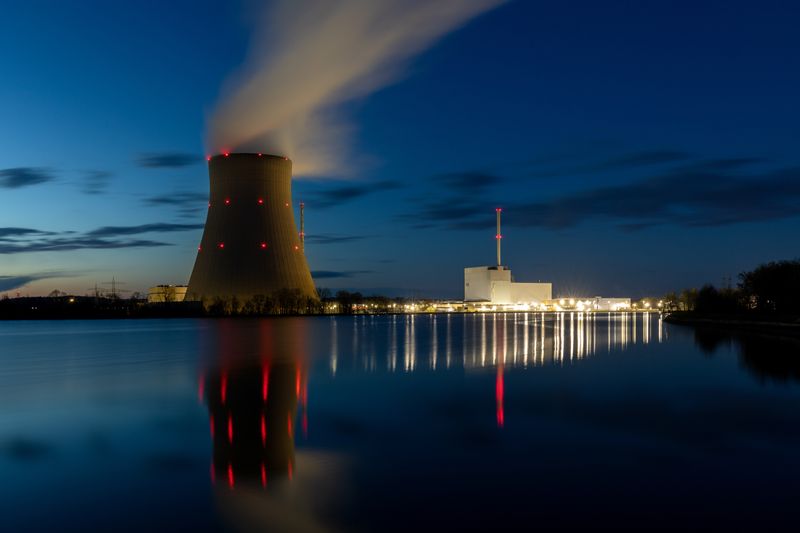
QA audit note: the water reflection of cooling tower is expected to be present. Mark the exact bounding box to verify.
[202,319,310,487]
[204,359,301,487]
[187,153,317,302]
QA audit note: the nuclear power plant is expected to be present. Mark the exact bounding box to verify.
[464,208,553,307]
[187,153,317,303]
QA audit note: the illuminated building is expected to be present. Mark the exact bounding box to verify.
[464,208,552,306]
[146,285,188,303]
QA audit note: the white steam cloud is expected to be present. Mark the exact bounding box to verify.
[207,0,506,177]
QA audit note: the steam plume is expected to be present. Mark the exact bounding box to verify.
[207,0,505,176]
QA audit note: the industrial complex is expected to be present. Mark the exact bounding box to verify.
[141,165,632,314]
[464,208,552,308]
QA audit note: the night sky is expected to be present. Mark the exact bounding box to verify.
[2,0,799,299]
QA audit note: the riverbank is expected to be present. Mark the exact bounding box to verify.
[664,311,800,336]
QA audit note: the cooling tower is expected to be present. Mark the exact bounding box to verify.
[187,153,317,303]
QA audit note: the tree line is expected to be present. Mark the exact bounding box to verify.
[662,259,800,315]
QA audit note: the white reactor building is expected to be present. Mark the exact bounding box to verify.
[464,208,552,306]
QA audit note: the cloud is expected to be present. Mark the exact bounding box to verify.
[432,172,502,191]
[0,227,52,240]
[136,152,202,168]
[312,270,372,279]
[0,437,54,461]
[304,180,401,208]
[526,149,693,180]
[0,167,55,188]
[0,238,171,255]
[81,170,112,195]
[142,192,208,219]
[0,272,73,292]
[207,0,506,176]
[87,223,203,237]
[591,150,692,170]
[0,222,202,255]
[143,192,208,206]
[408,156,800,231]
[304,233,370,244]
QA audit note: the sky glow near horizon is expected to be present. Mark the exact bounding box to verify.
[1,0,799,298]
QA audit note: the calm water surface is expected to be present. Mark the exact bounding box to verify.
[1,314,799,531]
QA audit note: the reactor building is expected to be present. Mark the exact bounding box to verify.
[464,208,552,306]
[186,153,317,303]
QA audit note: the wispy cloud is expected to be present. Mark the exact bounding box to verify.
[303,180,401,208]
[136,152,202,168]
[0,168,55,189]
[143,192,208,206]
[0,222,202,255]
[142,192,208,219]
[526,149,694,179]
[0,272,74,292]
[82,170,113,195]
[432,171,503,191]
[312,270,372,279]
[0,227,53,240]
[0,238,171,255]
[87,223,203,237]
[406,151,800,231]
[304,233,371,245]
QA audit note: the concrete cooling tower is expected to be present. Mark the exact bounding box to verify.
[187,153,317,303]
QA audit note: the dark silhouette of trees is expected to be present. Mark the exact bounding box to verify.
[739,259,800,314]
[334,290,363,314]
[694,285,743,314]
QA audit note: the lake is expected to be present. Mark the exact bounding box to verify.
[1,313,799,531]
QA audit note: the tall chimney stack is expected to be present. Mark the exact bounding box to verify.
[496,207,502,268]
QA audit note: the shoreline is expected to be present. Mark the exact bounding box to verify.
[664,312,800,337]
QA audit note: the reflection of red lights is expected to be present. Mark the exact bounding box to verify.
[496,367,504,428]
[287,415,293,437]
[227,415,234,443]
[227,463,234,488]
[221,373,227,403]
[262,367,269,401]
[210,415,215,438]
[288,461,293,480]
[261,415,267,445]
[296,367,301,396]
[261,463,267,487]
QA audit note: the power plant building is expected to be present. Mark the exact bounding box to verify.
[147,285,188,303]
[464,266,551,305]
[464,209,552,306]
[186,153,317,303]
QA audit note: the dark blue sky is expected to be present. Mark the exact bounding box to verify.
[2,0,799,298]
